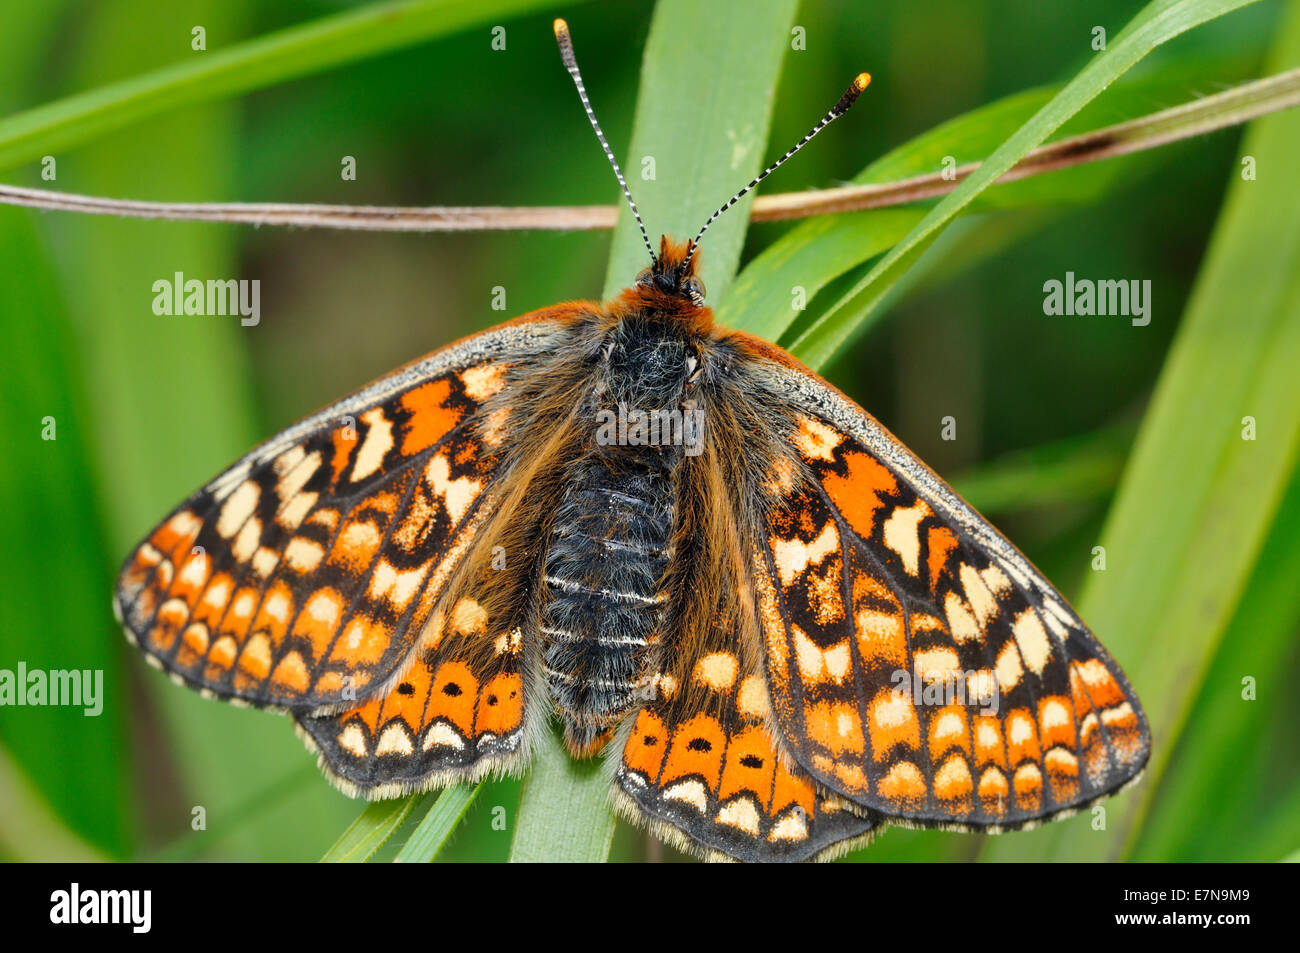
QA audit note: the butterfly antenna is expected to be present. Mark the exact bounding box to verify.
[554,18,655,263]
[683,72,872,269]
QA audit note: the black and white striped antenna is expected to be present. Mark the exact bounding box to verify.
[683,72,872,269]
[554,19,655,263]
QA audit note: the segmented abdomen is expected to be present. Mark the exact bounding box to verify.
[541,446,674,750]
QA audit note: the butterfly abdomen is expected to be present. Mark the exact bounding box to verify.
[542,449,673,753]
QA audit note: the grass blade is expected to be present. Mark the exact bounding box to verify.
[322,795,430,863]
[0,0,568,172]
[510,728,616,863]
[1128,469,1300,860]
[0,743,107,862]
[394,784,481,862]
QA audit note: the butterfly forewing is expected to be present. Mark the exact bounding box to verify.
[114,315,566,714]
[748,359,1150,828]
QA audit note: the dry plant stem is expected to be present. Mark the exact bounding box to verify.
[2,68,1297,232]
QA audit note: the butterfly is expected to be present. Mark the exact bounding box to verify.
[114,18,1149,862]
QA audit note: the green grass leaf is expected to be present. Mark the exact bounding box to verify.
[0,743,107,861]
[982,0,1300,861]
[509,728,616,862]
[0,0,569,172]
[786,0,1264,371]
[0,1,134,858]
[1128,467,1300,860]
[323,794,432,863]
[394,784,481,862]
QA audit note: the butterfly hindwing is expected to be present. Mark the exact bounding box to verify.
[749,361,1149,830]
[613,607,877,862]
[115,314,569,714]
[296,591,536,795]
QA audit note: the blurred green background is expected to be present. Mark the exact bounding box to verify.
[0,0,1296,862]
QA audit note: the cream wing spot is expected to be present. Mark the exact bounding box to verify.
[693,652,738,692]
[662,779,709,813]
[201,576,231,612]
[232,517,261,563]
[338,723,368,758]
[216,481,260,539]
[230,590,257,623]
[275,450,321,504]
[376,722,414,756]
[339,520,382,555]
[1014,762,1043,788]
[980,563,1013,597]
[450,597,488,635]
[944,591,980,644]
[967,669,997,706]
[882,501,928,576]
[1045,747,1078,773]
[166,510,203,540]
[277,491,318,531]
[1101,701,1137,728]
[769,810,809,842]
[305,590,343,629]
[736,676,770,719]
[1041,698,1072,732]
[914,646,962,684]
[425,454,482,527]
[771,520,839,587]
[271,445,306,477]
[264,590,291,625]
[284,537,325,573]
[933,710,965,744]
[461,363,507,400]
[424,723,466,752]
[351,409,394,482]
[960,563,999,627]
[792,627,852,685]
[792,415,843,462]
[1012,609,1053,675]
[367,559,428,612]
[1008,712,1034,747]
[871,689,915,730]
[935,756,973,798]
[716,797,761,835]
[995,640,1025,692]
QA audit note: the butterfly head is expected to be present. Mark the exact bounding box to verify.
[636,235,707,307]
